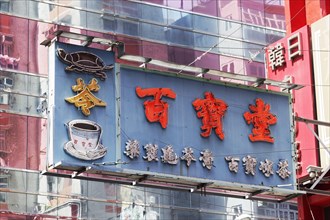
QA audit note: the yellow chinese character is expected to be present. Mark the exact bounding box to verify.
[65,78,106,116]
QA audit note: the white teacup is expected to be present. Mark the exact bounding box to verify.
[67,119,101,152]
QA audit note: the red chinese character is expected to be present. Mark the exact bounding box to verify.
[136,87,176,128]
[192,92,228,140]
[244,98,277,143]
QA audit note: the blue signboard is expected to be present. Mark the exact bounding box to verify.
[48,42,295,190]
[48,42,116,165]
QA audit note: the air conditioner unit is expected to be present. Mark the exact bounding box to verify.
[0,94,9,105]
[0,77,13,87]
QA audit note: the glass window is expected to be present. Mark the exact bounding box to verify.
[265,1,285,30]
[57,178,88,197]
[218,38,243,57]
[0,175,8,202]
[10,0,28,17]
[142,41,168,62]
[193,50,220,70]
[57,6,86,28]
[243,42,265,62]
[219,19,242,39]
[102,13,116,33]
[218,0,241,21]
[100,0,115,14]
[243,25,266,44]
[115,19,140,37]
[5,192,27,213]
[168,10,193,29]
[173,191,191,207]
[86,11,104,32]
[265,29,285,44]
[0,15,29,72]
[167,0,193,11]
[145,187,172,206]
[172,209,200,219]
[166,28,194,46]
[87,200,114,219]
[141,23,166,42]
[192,0,218,16]
[113,0,141,19]
[220,55,244,75]
[241,0,265,26]
[0,0,9,12]
[194,33,218,52]
[141,4,167,24]
[167,46,195,65]
[2,114,27,169]
[117,185,145,203]
[86,0,104,11]
[27,117,46,170]
[193,14,219,34]
[244,60,265,78]
[28,1,51,21]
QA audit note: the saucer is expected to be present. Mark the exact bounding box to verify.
[64,141,107,160]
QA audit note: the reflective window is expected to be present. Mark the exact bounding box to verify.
[194,33,218,52]
[167,0,193,11]
[220,55,244,75]
[218,0,241,21]
[193,14,219,34]
[166,28,194,46]
[244,60,266,78]
[7,1,28,17]
[243,42,265,62]
[141,41,168,61]
[194,50,220,70]
[28,1,51,20]
[141,23,167,42]
[243,25,266,44]
[141,4,167,24]
[218,38,243,57]
[115,19,140,36]
[168,10,193,29]
[0,15,29,72]
[57,6,86,28]
[0,169,299,219]
[265,29,285,44]
[113,0,141,19]
[0,0,9,12]
[219,19,242,39]
[192,0,218,17]
[86,11,105,32]
[241,0,265,26]
[265,0,285,30]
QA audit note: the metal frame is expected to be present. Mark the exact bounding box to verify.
[294,116,330,190]
[41,161,305,203]
[42,30,303,92]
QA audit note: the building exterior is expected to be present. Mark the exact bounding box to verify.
[0,1,304,219]
[265,0,330,219]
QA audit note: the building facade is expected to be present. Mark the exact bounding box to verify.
[266,0,330,219]
[1,0,301,219]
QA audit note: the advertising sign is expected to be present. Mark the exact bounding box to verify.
[48,42,296,190]
[265,26,318,178]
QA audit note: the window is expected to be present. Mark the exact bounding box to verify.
[0,0,9,12]
[0,175,9,202]
[221,62,234,73]
[0,130,6,152]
